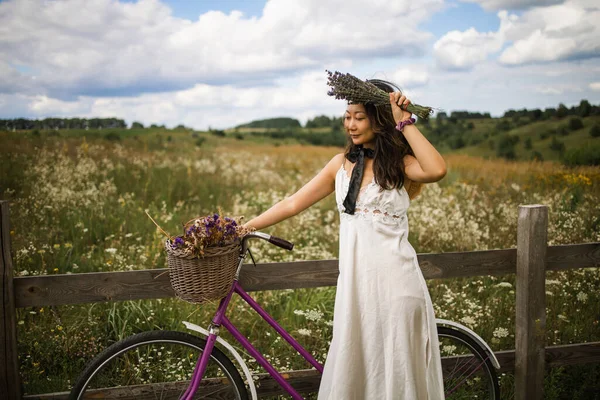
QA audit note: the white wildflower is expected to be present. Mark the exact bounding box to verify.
[304,309,324,322]
[460,316,477,327]
[493,327,509,338]
[105,248,117,254]
[297,328,312,336]
[576,292,588,303]
[495,282,512,288]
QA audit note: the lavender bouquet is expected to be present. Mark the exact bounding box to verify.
[325,70,433,120]
[147,207,255,258]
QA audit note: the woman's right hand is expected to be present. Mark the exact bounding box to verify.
[389,92,412,123]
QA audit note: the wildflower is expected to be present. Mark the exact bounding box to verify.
[105,248,117,254]
[493,327,509,338]
[293,310,305,316]
[443,345,457,354]
[297,328,312,336]
[576,292,588,302]
[304,309,324,322]
[495,282,512,288]
[460,316,477,327]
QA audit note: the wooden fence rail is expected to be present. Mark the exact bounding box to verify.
[1,200,599,399]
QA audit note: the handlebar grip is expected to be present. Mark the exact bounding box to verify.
[268,235,294,251]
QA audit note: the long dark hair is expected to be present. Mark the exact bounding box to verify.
[343,79,415,192]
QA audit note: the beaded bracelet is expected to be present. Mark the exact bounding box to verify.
[395,117,416,132]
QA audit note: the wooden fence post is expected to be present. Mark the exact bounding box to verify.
[1,201,21,399]
[515,204,548,400]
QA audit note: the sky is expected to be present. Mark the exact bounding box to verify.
[0,0,599,130]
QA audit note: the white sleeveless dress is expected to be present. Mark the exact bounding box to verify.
[317,162,445,400]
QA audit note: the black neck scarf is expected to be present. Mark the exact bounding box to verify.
[342,145,375,215]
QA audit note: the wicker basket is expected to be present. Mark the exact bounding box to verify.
[165,239,241,304]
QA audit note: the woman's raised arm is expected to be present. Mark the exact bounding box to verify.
[243,153,344,231]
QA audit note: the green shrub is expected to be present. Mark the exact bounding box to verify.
[568,117,584,131]
[234,133,244,140]
[195,137,206,147]
[495,120,511,132]
[563,144,600,166]
[104,132,121,141]
[496,134,518,160]
[557,126,570,136]
[524,137,532,149]
[549,136,565,152]
[449,136,466,149]
[530,151,543,161]
[590,124,600,138]
[469,136,483,146]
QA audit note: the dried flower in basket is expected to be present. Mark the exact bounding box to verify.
[146,207,256,258]
[325,70,433,120]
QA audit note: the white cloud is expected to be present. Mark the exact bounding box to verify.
[590,82,600,91]
[534,84,582,95]
[461,0,565,11]
[391,67,430,88]
[434,0,600,69]
[499,1,600,65]
[0,0,443,98]
[433,26,505,70]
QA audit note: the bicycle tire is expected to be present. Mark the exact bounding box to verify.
[69,330,249,400]
[438,326,500,400]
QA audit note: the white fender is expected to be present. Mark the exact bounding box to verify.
[436,318,501,369]
[182,321,258,400]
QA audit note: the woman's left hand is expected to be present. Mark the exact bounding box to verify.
[389,92,412,123]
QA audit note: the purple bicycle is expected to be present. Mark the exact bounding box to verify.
[70,232,500,399]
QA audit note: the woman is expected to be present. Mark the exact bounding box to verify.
[243,79,446,399]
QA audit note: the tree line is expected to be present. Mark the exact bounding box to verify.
[2,117,126,131]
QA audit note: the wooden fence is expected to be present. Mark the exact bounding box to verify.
[1,200,599,399]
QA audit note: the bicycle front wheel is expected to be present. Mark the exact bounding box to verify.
[69,330,249,400]
[438,326,500,400]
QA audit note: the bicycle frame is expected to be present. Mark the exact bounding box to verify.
[181,279,323,400]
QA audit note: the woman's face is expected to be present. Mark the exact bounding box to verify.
[344,104,376,148]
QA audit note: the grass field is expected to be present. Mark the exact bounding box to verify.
[1,128,599,398]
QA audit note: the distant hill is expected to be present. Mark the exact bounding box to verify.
[235,117,301,129]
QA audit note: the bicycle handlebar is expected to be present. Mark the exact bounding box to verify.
[241,231,294,253]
